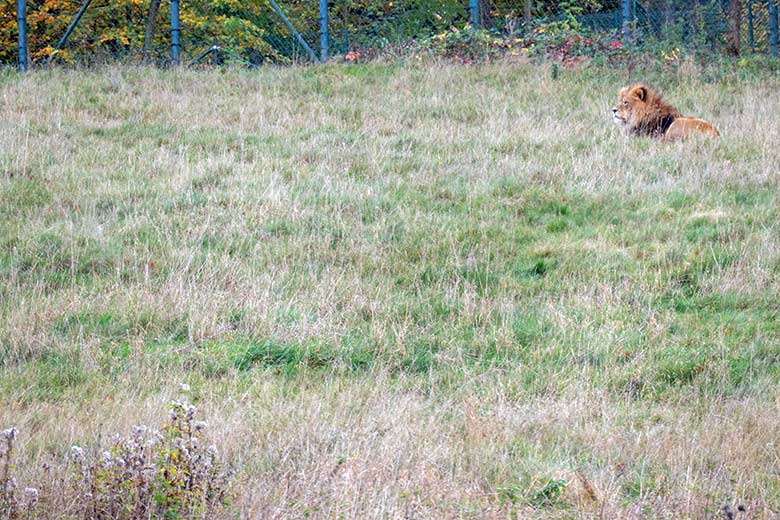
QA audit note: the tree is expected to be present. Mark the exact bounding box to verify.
[141,0,162,63]
[725,0,741,55]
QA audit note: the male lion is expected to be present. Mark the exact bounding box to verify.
[612,84,719,141]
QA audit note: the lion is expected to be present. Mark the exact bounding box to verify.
[612,84,719,141]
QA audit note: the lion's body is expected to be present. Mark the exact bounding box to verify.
[665,117,720,140]
[612,84,719,141]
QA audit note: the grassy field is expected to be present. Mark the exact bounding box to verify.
[1,62,779,518]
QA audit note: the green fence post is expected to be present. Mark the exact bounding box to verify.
[47,0,93,65]
[770,0,779,56]
[748,0,755,53]
[16,0,27,72]
[320,0,328,62]
[171,0,181,64]
[268,0,320,63]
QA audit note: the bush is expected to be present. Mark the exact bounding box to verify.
[415,26,508,63]
[0,399,231,519]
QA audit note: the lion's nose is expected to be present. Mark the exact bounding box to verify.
[612,108,617,113]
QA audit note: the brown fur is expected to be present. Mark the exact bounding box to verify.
[612,84,719,141]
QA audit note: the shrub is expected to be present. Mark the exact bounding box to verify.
[415,25,508,63]
[0,400,230,519]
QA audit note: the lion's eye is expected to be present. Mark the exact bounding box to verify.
[623,101,628,106]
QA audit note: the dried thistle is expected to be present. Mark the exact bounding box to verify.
[0,402,231,519]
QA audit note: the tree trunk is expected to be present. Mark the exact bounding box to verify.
[477,0,489,28]
[141,0,162,63]
[725,0,742,55]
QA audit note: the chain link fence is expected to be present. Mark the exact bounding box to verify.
[3,0,779,69]
[2,0,326,67]
[336,1,780,56]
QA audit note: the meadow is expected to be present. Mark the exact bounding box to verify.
[1,62,779,518]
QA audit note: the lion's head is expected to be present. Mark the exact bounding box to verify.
[612,84,681,137]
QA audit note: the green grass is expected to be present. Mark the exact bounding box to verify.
[1,62,779,518]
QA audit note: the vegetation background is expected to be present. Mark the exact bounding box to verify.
[1,59,779,517]
[0,0,771,65]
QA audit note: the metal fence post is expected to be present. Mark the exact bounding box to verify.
[16,0,27,72]
[269,0,320,62]
[621,0,631,44]
[171,0,181,65]
[469,0,479,29]
[770,0,779,57]
[747,0,755,53]
[320,0,328,62]
[47,0,93,65]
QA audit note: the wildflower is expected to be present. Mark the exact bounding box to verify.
[193,421,207,432]
[24,487,39,503]
[185,404,198,420]
[207,444,218,457]
[345,52,357,62]
[168,400,184,420]
[1,427,18,441]
[122,440,137,454]
[146,432,163,448]
[610,41,622,48]
[179,383,191,393]
[70,445,85,463]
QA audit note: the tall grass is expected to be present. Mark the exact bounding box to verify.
[1,61,779,518]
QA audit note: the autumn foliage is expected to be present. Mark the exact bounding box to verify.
[0,0,289,64]
[0,0,482,65]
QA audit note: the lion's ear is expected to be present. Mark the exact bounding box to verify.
[631,85,648,102]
